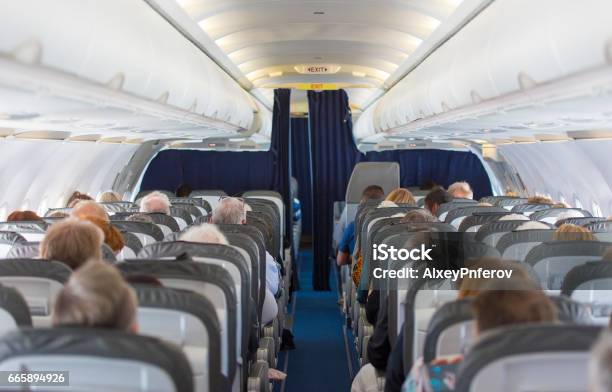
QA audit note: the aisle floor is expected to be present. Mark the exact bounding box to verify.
[278,249,355,392]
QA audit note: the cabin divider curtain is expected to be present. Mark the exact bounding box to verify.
[306,89,492,291]
[140,89,294,262]
[307,90,361,290]
[290,117,312,236]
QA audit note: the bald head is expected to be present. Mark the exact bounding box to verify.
[448,181,473,199]
[180,223,229,245]
[71,201,109,222]
[212,197,246,225]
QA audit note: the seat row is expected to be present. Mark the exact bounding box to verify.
[0,189,292,392]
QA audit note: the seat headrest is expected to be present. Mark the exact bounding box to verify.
[455,324,602,391]
[585,220,612,233]
[0,285,31,326]
[137,241,244,263]
[147,213,180,232]
[99,202,138,213]
[0,259,71,282]
[112,221,164,241]
[6,242,40,259]
[0,327,193,392]
[0,231,27,245]
[556,216,606,227]
[561,261,612,295]
[423,298,474,362]
[511,203,552,213]
[0,221,47,233]
[345,162,400,203]
[549,295,591,324]
[525,241,612,266]
[496,230,555,253]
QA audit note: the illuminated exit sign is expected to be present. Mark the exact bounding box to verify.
[294,64,341,74]
[297,83,338,90]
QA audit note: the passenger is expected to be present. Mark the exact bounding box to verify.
[126,213,155,223]
[498,213,529,221]
[71,200,109,222]
[419,180,437,191]
[553,223,595,241]
[365,210,439,325]
[515,221,550,230]
[66,191,93,208]
[400,285,557,392]
[179,222,229,245]
[385,188,416,205]
[527,195,555,205]
[97,190,122,203]
[175,183,192,198]
[399,209,438,224]
[336,185,385,267]
[447,181,474,199]
[6,210,42,221]
[423,187,451,215]
[334,185,385,257]
[52,260,138,333]
[39,219,104,270]
[589,332,612,392]
[81,216,125,255]
[139,191,171,215]
[382,259,533,392]
[212,198,281,297]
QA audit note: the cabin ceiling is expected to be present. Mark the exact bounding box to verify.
[175,0,464,114]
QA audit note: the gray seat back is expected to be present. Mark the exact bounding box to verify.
[244,190,285,237]
[455,325,601,392]
[0,222,47,242]
[423,298,475,363]
[530,208,591,224]
[0,232,27,258]
[561,261,612,323]
[525,241,612,290]
[118,260,237,380]
[496,230,555,261]
[170,202,204,219]
[457,212,511,233]
[100,202,138,213]
[586,221,612,242]
[169,207,193,229]
[147,213,180,234]
[134,285,223,392]
[6,242,40,259]
[0,259,70,326]
[494,197,528,209]
[556,216,605,227]
[345,162,399,222]
[0,328,193,392]
[510,203,552,215]
[112,220,164,244]
[0,284,32,335]
[475,220,533,247]
[444,206,508,229]
[436,199,479,221]
[189,190,227,212]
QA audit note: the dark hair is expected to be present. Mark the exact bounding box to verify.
[7,210,42,222]
[66,191,93,208]
[175,184,192,198]
[424,186,451,211]
[420,180,437,190]
[361,185,385,202]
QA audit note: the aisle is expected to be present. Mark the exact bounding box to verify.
[279,249,354,392]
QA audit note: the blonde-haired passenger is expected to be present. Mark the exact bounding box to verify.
[448,181,474,199]
[385,188,416,205]
[40,219,104,270]
[527,195,554,205]
[553,224,595,241]
[52,260,137,332]
[97,191,122,203]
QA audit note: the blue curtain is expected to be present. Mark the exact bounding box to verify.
[290,118,312,235]
[140,89,293,238]
[362,150,491,200]
[308,90,362,290]
[306,89,493,290]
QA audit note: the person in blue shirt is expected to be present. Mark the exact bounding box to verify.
[336,185,385,267]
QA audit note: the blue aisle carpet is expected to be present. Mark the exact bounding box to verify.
[281,249,352,392]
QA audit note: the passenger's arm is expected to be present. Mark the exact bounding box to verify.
[367,298,391,370]
[336,250,350,266]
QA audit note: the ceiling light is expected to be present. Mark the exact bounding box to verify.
[269,71,283,77]
[352,71,366,78]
